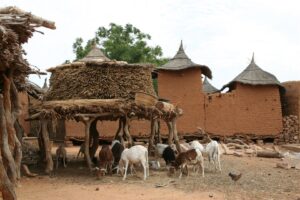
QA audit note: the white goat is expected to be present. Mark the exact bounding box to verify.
[189,140,204,152]
[204,140,221,171]
[118,145,149,180]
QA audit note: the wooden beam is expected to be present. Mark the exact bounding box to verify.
[148,118,156,156]
[25,112,41,121]
[82,117,94,170]
[123,116,133,147]
[0,6,56,29]
[75,113,117,118]
[172,118,181,153]
[166,121,173,146]
[41,119,53,174]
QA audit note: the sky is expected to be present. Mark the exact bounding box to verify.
[2,0,300,88]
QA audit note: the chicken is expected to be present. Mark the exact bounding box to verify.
[228,172,242,182]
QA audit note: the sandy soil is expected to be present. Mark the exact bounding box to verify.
[15,146,300,200]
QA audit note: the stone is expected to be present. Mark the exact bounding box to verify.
[234,151,244,157]
[276,162,291,169]
[245,149,255,154]
[281,144,300,152]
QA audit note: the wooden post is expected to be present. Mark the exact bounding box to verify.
[0,152,16,200]
[89,119,99,159]
[154,119,161,144]
[0,95,17,184]
[148,118,156,156]
[172,118,181,153]
[166,121,173,146]
[41,119,53,174]
[82,117,93,170]
[114,118,125,146]
[123,116,133,147]
[0,94,17,199]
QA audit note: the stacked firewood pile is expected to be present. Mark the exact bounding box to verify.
[22,141,40,165]
[45,62,156,101]
[278,115,299,143]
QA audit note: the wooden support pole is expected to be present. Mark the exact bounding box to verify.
[0,95,17,185]
[82,117,93,170]
[114,118,125,146]
[41,119,53,174]
[89,119,99,159]
[0,152,16,200]
[172,118,181,153]
[0,95,16,199]
[123,116,133,147]
[148,118,156,156]
[166,121,173,146]
[154,119,161,144]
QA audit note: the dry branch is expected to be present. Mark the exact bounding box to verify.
[257,151,283,158]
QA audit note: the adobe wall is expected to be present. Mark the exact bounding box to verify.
[204,92,236,135]
[18,92,30,135]
[282,81,300,118]
[65,119,151,139]
[158,68,205,135]
[205,83,283,136]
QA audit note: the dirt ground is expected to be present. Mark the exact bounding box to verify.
[15,146,300,200]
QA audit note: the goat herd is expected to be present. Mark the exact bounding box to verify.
[56,138,222,181]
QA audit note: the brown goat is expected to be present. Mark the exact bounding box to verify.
[171,148,204,178]
[97,145,113,178]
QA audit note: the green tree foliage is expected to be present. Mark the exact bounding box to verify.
[73,23,168,66]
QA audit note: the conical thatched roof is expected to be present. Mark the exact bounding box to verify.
[203,77,218,94]
[158,41,212,79]
[221,54,282,90]
[79,46,110,62]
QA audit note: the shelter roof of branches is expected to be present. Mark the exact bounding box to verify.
[0,6,55,91]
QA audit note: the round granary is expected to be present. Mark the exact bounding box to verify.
[45,60,156,101]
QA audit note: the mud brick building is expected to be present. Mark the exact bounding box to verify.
[204,55,284,137]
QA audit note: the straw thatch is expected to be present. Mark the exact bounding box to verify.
[221,54,282,91]
[203,77,219,94]
[45,47,156,101]
[158,41,212,79]
[25,80,45,99]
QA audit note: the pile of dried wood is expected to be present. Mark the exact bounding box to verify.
[278,115,299,144]
[22,141,40,165]
[220,141,284,158]
[45,62,156,101]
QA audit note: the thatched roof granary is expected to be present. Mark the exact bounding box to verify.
[203,77,218,94]
[221,54,283,91]
[158,41,212,79]
[44,46,156,101]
